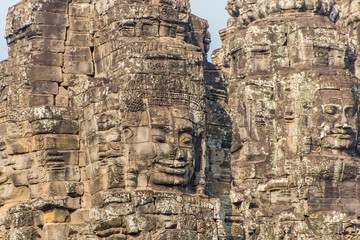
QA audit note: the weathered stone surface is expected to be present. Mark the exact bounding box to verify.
[212,0,360,238]
[44,208,69,223]
[0,0,228,239]
[3,0,360,239]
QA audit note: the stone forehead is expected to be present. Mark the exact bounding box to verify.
[319,73,358,91]
[228,0,338,15]
[148,106,195,124]
[94,0,191,16]
[226,0,340,29]
[317,89,356,102]
[113,39,201,59]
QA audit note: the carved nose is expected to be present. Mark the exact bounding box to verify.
[168,146,186,161]
[175,149,186,161]
[341,111,350,125]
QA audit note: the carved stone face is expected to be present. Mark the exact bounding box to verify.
[149,125,194,186]
[124,107,197,189]
[313,89,358,150]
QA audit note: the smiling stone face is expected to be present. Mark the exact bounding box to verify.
[123,106,200,190]
[149,125,195,186]
[312,89,358,150]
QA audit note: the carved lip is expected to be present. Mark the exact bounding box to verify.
[155,159,189,175]
[330,133,354,139]
[158,166,186,175]
[157,160,188,168]
[338,134,353,139]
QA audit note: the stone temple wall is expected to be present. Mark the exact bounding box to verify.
[1,0,360,239]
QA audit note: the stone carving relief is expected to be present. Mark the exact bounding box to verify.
[0,0,232,239]
[213,0,360,238]
[311,87,359,151]
[3,0,360,239]
[122,107,201,189]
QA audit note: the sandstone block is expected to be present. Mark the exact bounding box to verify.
[155,198,182,215]
[10,171,28,187]
[8,28,65,52]
[124,214,140,234]
[69,3,91,17]
[104,203,135,216]
[95,56,111,75]
[0,184,30,203]
[43,182,68,197]
[29,94,55,107]
[132,190,154,206]
[34,211,44,226]
[32,81,59,95]
[63,61,94,75]
[70,209,90,224]
[7,138,33,155]
[44,209,69,223]
[55,87,69,107]
[69,19,90,32]
[31,119,78,134]
[36,150,79,166]
[30,106,77,121]
[90,171,124,194]
[35,12,68,26]
[138,203,156,214]
[31,52,63,67]
[66,32,91,46]
[35,135,79,151]
[11,154,33,170]
[6,122,32,139]
[6,211,35,228]
[94,43,111,62]
[29,183,42,199]
[81,194,92,209]
[36,1,68,13]
[159,24,176,38]
[65,197,81,210]
[0,166,9,185]
[65,182,84,197]
[29,66,63,82]
[33,25,67,41]
[46,166,80,182]
[92,192,131,207]
[65,46,92,62]
[43,224,69,240]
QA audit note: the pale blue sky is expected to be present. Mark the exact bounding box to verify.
[0,0,228,61]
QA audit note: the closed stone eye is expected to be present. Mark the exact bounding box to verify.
[323,105,339,115]
[345,106,356,117]
[153,135,166,143]
[179,133,192,148]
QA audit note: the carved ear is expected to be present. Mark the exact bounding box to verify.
[123,127,133,142]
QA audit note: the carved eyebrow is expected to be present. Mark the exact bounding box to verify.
[179,127,194,135]
[322,104,340,108]
[151,126,169,132]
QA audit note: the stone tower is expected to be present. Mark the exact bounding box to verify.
[3,0,360,239]
[0,0,231,239]
[213,0,360,238]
